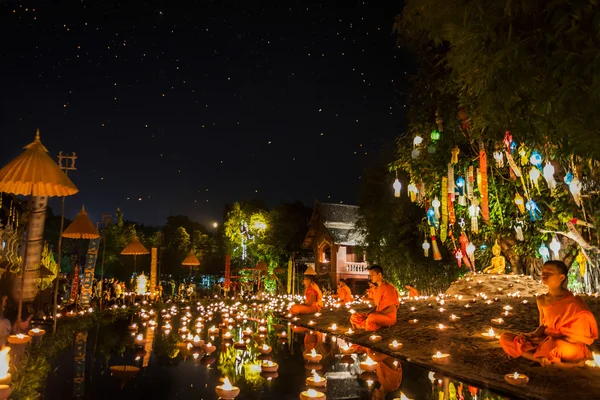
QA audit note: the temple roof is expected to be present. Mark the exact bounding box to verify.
[302,202,364,248]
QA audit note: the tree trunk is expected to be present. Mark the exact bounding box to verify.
[499,237,523,274]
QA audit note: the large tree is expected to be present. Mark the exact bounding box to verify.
[391,0,600,290]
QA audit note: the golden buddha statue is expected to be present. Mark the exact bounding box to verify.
[483,241,506,274]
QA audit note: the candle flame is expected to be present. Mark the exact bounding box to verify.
[193,335,201,342]
[451,314,457,320]
[438,324,445,330]
[262,344,269,350]
[513,372,519,379]
[488,327,495,336]
[392,340,398,347]
[311,348,317,357]
[136,334,143,341]
[331,323,337,330]
[400,394,410,400]
[435,351,442,358]
[306,389,319,396]
[364,356,376,365]
[222,377,233,390]
[312,370,321,383]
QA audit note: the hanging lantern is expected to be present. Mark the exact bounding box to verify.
[538,243,550,263]
[413,136,423,147]
[569,177,583,207]
[529,167,541,193]
[468,199,480,233]
[466,242,476,272]
[447,164,455,201]
[564,171,574,185]
[529,151,543,168]
[514,192,525,214]
[493,151,504,167]
[440,178,448,242]
[503,131,513,151]
[448,193,456,225]
[451,147,460,165]
[427,207,437,229]
[407,183,418,202]
[514,219,524,241]
[431,236,442,261]
[518,144,528,166]
[466,163,474,200]
[431,130,441,141]
[526,199,542,221]
[432,197,441,219]
[456,176,466,206]
[393,173,401,198]
[422,240,430,257]
[576,251,587,278]
[549,237,561,259]
[543,163,556,192]
[455,249,463,268]
[411,149,420,159]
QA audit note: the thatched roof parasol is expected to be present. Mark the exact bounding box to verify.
[304,265,317,275]
[62,205,100,239]
[181,251,200,266]
[0,129,78,197]
[121,236,150,256]
[256,261,268,271]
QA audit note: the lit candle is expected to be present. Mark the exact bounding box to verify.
[261,360,279,372]
[431,351,450,364]
[481,327,497,339]
[504,372,529,386]
[388,340,403,351]
[306,370,327,388]
[360,356,377,371]
[369,334,382,343]
[409,319,418,324]
[258,343,272,355]
[449,314,461,322]
[438,324,446,331]
[491,318,504,325]
[345,328,354,335]
[328,323,337,331]
[305,348,323,363]
[308,320,316,326]
[299,388,326,400]
[215,377,240,399]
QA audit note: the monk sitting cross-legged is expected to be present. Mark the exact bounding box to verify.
[289,274,324,315]
[350,265,399,331]
[335,279,353,305]
[499,260,598,366]
[405,283,420,298]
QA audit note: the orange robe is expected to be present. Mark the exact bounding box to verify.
[350,282,399,331]
[289,282,323,315]
[500,292,598,363]
[337,285,353,303]
[407,286,420,297]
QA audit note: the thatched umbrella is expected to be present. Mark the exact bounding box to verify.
[0,130,78,327]
[181,251,200,277]
[121,235,149,274]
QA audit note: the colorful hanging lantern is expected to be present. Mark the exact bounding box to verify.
[393,174,401,198]
[569,177,583,207]
[407,183,418,202]
[518,144,528,166]
[431,130,441,141]
[493,151,504,167]
[451,147,460,165]
[543,163,557,192]
[466,163,474,200]
[448,193,456,226]
[479,142,489,221]
[538,243,550,262]
[427,207,437,229]
[456,176,466,206]
[432,197,441,219]
[514,192,525,214]
[441,178,448,242]
[447,164,455,202]
[413,136,423,146]
[503,131,513,151]
[468,199,480,233]
[576,251,587,278]
[422,239,430,257]
[466,242,476,272]
[514,219,524,241]
[529,151,543,168]
[529,167,541,193]
[526,199,542,221]
[431,236,442,261]
[411,149,420,159]
[549,237,561,259]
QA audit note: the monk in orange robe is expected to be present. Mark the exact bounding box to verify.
[363,281,376,303]
[405,283,420,298]
[289,275,323,315]
[350,265,399,331]
[500,260,598,365]
[335,279,353,304]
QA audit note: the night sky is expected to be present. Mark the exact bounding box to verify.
[0,1,408,227]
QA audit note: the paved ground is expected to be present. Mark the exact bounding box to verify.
[281,294,600,400]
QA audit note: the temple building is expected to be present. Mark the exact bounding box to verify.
[302,201,368,291]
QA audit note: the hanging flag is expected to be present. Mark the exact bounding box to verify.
[441,178,448,242]
[479,142,489,221]
[224,254,231,291]
[150,248,157,295]
[80,238,100,308]
[70,264,80,304]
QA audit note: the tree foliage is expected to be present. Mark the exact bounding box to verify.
[390,0,600,290]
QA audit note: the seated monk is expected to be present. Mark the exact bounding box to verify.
[289,275,323,315]
[350,265,399,331]
[405,283,419,298]
[335,279,353,304]
[500,260,598,365]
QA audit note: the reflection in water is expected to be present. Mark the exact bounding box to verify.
[72,332,87,398]
[46,302,512,400]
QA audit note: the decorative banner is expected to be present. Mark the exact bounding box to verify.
[447,164,455,202]
[70,265,80,304]
[448,193,456,226]
[505,151,522,177]
[80,238,100,308]
[431,236,442,261]
[13,196,48,302]
[224,254,231,291]
[467,163,474,200]
[479,142,489,221]
[441,178,448,242]
[73,331,88,398]
[150,247,157,295]
[143,325,155,367]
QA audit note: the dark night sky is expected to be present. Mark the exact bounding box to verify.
[0,1,408,227]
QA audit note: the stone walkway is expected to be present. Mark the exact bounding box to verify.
[282,295,600,400]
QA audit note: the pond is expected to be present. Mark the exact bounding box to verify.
[44,301,515,400]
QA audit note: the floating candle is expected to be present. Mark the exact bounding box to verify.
[299,388,326,400]
[306,370,327,388]
[215,377,240,399]
[359,356,377,372]
[305,348,323,363]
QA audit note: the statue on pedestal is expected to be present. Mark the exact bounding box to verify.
[483,241,506,274]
